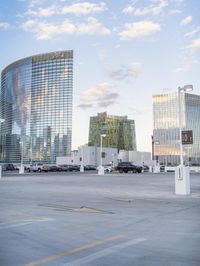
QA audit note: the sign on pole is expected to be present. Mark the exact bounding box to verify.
[182,130,193,145]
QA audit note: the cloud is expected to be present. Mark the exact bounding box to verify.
[0,22,10,29]
[83,82,111,98]
[26,2,107,17]
[123,0,168,16]
[107,62,142,80]
[169,9,182,15]
[77,103,93,109]
[29,0,43,7]
[98,100,118,108]
[184,27,200,37]
[119,21,161,40]
[180,16,192,27]
[21,17,111,40]
[77,17,111,35]
[174,36,200,73]
[187,38,200,52]
[78,83,119,109]
[21,19,76,40]
[61,2,107,16]
[26,6,57,17]
[97,92,119,101]
[174,57,198,73]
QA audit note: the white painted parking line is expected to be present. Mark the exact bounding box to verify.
[0,218,53,230]
[62,238,147,266]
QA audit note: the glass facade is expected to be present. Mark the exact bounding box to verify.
[0,50,73,163]
[88,112,137,151]
[153,93,200,165]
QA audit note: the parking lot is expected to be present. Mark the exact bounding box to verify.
[0,171,200,266]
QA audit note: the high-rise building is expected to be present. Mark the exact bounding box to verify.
[0,50,73,163]
[153,92,200,165]
[88,112,137,151]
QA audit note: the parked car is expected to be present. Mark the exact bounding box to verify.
[49,165,60,172]
[2,163,15,171]
[103,165,113,173]
[27,163,44,172]
[58,165,70,171]
[42,164,51,172]
[84,165,97,171]
[115,162,143,173]
[68,165,80,171]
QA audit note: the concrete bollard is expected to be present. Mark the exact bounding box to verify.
[98,166,105,175]
[19,165,24,174]
[175,166,190,195]
[0,165,2,179]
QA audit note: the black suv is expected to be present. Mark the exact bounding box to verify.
[116,162,142,173]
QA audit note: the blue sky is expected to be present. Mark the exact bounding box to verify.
[0,0,200,151]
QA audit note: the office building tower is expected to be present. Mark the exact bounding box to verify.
[153,92,200,165]
[88,112,137,151]
[0,50,73,163]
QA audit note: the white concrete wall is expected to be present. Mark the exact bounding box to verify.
[57,146,118,166]
[118,150,152,165]
[118,150,129,162]
[129,151,152,165]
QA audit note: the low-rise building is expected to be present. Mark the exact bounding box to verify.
[57,145,118,167]
[118,150,152,166]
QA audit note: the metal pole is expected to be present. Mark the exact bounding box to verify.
[19,139,24,174]
[178,88,184,166]
[30,136,33,165]
[80,146,84,172]
[152,135,154,161]
[21,140,23,168]
[100,135,102,168]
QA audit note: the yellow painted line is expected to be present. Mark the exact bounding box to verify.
[24,235,123,266]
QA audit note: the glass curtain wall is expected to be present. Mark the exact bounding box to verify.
[153,92,200,165]
[0,51,73,163]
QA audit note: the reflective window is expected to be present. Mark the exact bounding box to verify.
[0,51,73,163]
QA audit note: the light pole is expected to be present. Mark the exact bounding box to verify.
[19,139,24,174]
[80,145,84,172]
[151,135,160,172]
[175,84,193,195]
[112,153,115,168]
[0,119,5,179]
[98,134,106,175]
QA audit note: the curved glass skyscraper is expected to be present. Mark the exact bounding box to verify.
[0,50,73,163]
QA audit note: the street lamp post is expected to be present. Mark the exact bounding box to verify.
[175,85,193,195]
[151,135,160,173]
[0,119,5,179]
[98,134,106,175]
[80,146,84,172]
[19,139,24,174]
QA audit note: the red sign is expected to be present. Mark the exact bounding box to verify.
[182,130,193,145]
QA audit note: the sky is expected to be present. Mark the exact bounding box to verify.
[0,0,200,152]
